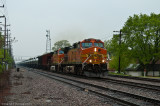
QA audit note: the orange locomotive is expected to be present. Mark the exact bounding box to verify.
[50,38,108,77]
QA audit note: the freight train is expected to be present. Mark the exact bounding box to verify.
[19,38,108,77]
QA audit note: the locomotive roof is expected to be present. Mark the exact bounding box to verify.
[37,52,54,58]
[81,38,102,42]
[50,38,103,53]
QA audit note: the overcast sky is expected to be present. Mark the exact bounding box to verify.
[3,0,160,60]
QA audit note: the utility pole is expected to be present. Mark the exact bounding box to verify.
[152,30,160,77]
[6,29,8,52]
[0,5,4,71]
[46,30,51,53]
[4,17,6,59]
[6,29,10,53]
[4,17,7,70]
[8,33,11,56]
[0,15,6,70]
[113,30,122,73]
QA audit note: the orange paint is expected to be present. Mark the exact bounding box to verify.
[51,49,64,65]
[66,38,107,64]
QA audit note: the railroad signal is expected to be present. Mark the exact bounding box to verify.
[46,30,51,53]
[113,30,122,73]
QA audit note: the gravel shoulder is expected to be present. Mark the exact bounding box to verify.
[0,70,10,105]
[4,68,112,106]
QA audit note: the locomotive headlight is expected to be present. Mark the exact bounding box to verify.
[94,48,97,52]
[89,59,92,63]
[102,60,105,63]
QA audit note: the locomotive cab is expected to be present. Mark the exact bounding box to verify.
[80,39,107,64]
[50,49,64,71]
[80,38,108,77]
[81,39,104,49]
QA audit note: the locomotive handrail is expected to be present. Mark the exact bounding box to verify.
[56,59,64,71]
[102,54,107,63]
[58,58,64,65]
[82,54,92,70]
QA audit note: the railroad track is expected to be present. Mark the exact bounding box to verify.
[108,74,160,82]
[34,69,160,92]
[64,73,160,92]
[57,72,160,92]
[28,68,160,106]
[96,77,160,92]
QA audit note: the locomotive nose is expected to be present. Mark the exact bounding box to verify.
[94,48,97,52]
[93,47,101,53]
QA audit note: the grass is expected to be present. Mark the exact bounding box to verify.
[109,71,160,79]
[109,71,131,76]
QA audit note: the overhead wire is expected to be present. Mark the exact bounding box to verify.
[0,0,4,5]
[0,0,4,16]
[0,0,10,24]
[0,0,12,40]
[100,34,113,42]
[4,0,10,24]
[0,0,5,36]
[3,0,11,33]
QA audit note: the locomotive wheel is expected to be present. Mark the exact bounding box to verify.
[74,66,79,75]
[60,66,63,72]
[77,67,83,75]
[63,67,67,73]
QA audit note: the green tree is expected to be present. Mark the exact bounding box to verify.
[0,32,3,49]
[0,49,14,72]
[122,13,160,71]
[0,32,3,72]
[0,32,14,72]
[104,35,132,72]
[52,40,71,51]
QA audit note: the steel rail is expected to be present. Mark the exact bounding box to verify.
[28,68,160,106]
[97,78,160,92]
[108,75,160,82]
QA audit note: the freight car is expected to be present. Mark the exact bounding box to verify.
[19,38,108,77]
[37,52,54,70]
[19,57,38,68]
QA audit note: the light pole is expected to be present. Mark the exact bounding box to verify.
[113,30,122,73]
[152,30,160,77]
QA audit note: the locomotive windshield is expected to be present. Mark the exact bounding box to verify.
[82,43,92,48]
[59,50,64,54]
[94,43,104,48]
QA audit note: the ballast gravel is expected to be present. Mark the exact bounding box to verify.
[4,68,114,106]
[35,69,160,101]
